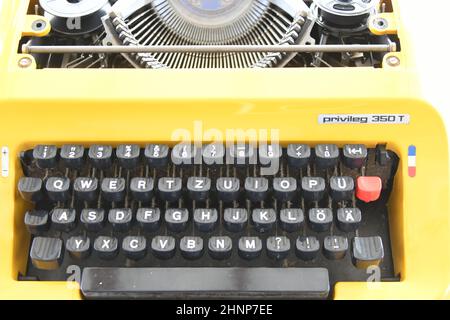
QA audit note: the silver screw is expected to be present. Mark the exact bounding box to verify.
[18,57,32,68]
[386,56,400,67]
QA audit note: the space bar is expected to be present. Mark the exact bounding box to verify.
[81,267,330,299]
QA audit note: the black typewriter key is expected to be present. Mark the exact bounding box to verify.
[273,177,297,201]
[30,237,63,270]
[101,178,126,202]
[172,143,197,166]
[238,237,262,260]
[18,177,43,202]
[74,177,98,202]
[208,236,233,260]
[315,144,339,169]
[116,144,140,169]
[296,236,320,261]
[24,210,49,234]
[94,236,119,260]
[136,208,160,232]
[259,144,282,167]
[245,177,269,202]
[227,143,256,166]
[45,177,71,202]
[301,177,326,202]
[376,143,390,166]
[202,142,225,165]
[60,145,85,169]
[122,236,147,260]
[88,145,113,169]
[180,236,204,260]
[252,209,276,233]
[151,236,176,259]
[324,236,348,260]
[216,177,240,202]
[51,208,76,232]
[287,144,310,168]
[343,144,368,169]
[352,236,384,269]
[158,177,182,202]
[187,176,211,201]
[280,208,304,232]
[145,144,169,167]
[80,208,105,232]
[267,236,290,260]
[224,208,248,232]
[66,236,91,260]
[194,208,218,232]
[130,177,154,202]
[108,208,132,232]
[165,208,189,232]
[309,208,333,232]
[337,207,361,232]
[330,176,354,201]
[33,145,58,169]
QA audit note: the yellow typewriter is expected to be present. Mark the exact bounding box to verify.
[0,0,448,300]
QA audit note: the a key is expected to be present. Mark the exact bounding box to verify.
[245,177,269,202]
[252,208,276,233]
[287,144,310,168]
[24,210,49,234]
[51,208,76,232]
[296,236,320,261]
[60,145,85,169]
[267,236,290,260]
[136,208,160,232]
[352,236,384,269]
[187,177,211,201]
[259,144,282,167]
[172,143,197,166]
[18,177,44,202]
[323,236,348,260]
[273,177,297,201]
[208,236,232,260]
[108,208,132,232]
[144,144,169,167]
[301,177,326,202]
[336,207,361,232]
[343,144,367,169]
[122,236,147,260]
[238,237,262,260]
[202,143,225,165]
[66,236,91,260]
[33,145,58,169]
[94,236,119,260]
[165,208,189,232]
[116,144,140,169]
[330,176,354,201]
[227,143,256,166]
[280,208,304,232]
[88,145,113,169]
[151,236,176,259]
[180,236,204,260]
[216,177,240,202]
[224,208,248,232]
[46,177,71,202]
[80,208,105,232]
[74,177,98,202]
[101,178,126,202]
[130,177,154,202]
[356,176,382,202]
[309,208,333,232]
[30,237,63,270]
[194,208,218,232]
[314,144,339,169]
[158,177,182,202]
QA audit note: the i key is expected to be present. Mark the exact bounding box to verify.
[245,177,269,202]
[116,144,140,169]
[60,145,84,169]
[33,145,58,169]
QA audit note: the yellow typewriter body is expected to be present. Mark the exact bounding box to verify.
[0,0,449,299]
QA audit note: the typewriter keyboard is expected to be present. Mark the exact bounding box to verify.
[18,143,399,298]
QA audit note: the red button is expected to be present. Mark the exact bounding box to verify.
[356,177,382,203]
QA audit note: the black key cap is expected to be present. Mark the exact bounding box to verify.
[74,177,98,202]
[94,236,118,260]
[151,236,176,259]
[66,236,91,259]
[202,143,224,165]
[108,208,132,232]
[158,177,182,202]
[208,236,232,260]
[224,208,248,232]
[180,236,204,260]
[18,177,43,202]
[245,177,269,202]
[352,236,384,269]
[266,236,290,260]
[216,177,240,202]
[238,237,262,260]
[193,208,218,232]
[33,145,58,169]
[376,143,390,166]
[337,207,361,232]
[343,144,367,169]
[45,177,71,202]
[252,208,276,233]
[101,178,126,202]
[315,144,339,169]
[24,210,49,234]
[309,208,333,232]
[165,208,189,232]
[273,177,297,201]
[60,145,84,169]
[122,236,147,260]
[81,208,105,232]
[145,144,169,167]
[280,208,304,232]
[227,143,256,166]
[116,144,140,169]
[136,208,160,232]
[30,237,63,270]
[301,177,326,202]
[172,143,197,166]
[130,177,154,202]
[259,144,282,167]
[287,144,310,168]
[323,236,348,260]
[51,208,76,232]
[187,177,211,201]
[330,176,354,201]
[81,267,330,299]
[88,145,113,169]
[296,236,320,261]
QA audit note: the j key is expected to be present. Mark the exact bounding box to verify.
[267,236,290,260]
[216,177,240,202]
[330,176,354,201]
[187,177,211,201]
[51,208,76,232]
[136,208,160,232]
[88,145,113,169]
[172,143,197,166]
[259,144,282,167]
[227,143,256,166]
[158,177,182,202]
[252,209,276,233]
[30,237,63,270]
[66,236,91,260]
[296,236,320,261]
[273,177,297,201]
[238,237,262,260]
[180,236,204,260]
[165,208,189,232]
[101,178,126,202]
[60,145,85,169]
[245,177,269,202]
[46,177,71,202]
[151,236,176,259]
[202,143,225,165]
[81,208,105,232]
[116,144,140,169]
[145,144,169,167]
[194,209,218,232]
[343,144,368,169]
[323,236,348,260]
[224,208,248,232]
[352,236,384,269]
[309,208,333,232]
[122,236,147,260]
[18,177,43,202]
[24,210,49,234]
[108,208,132,232]
[208,236,233,260]
[33,145,58,169]
[337,208,362,232]
[74,177,98,202]
[130,177,154,202]
[301,177,326,202]
[94,236,119,260]
[280,208,304,232]
[287,144,311,168]
[315,144,339,169]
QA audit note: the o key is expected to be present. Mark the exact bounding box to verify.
[356,176,382,203]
